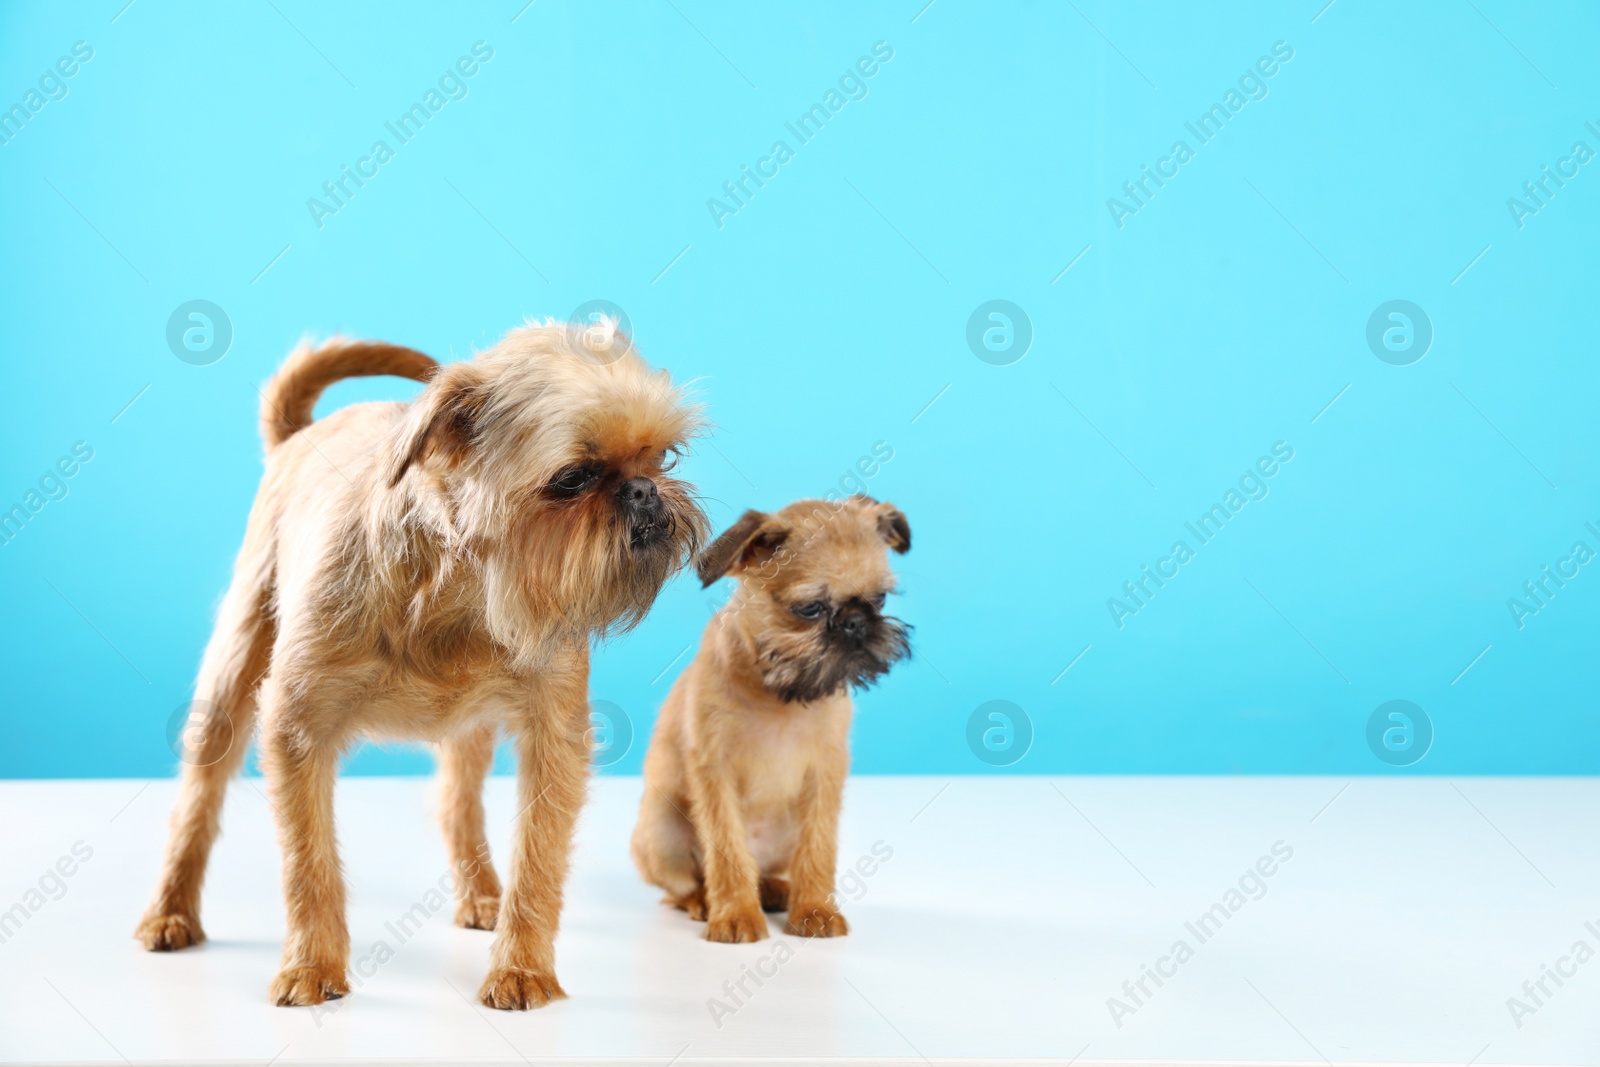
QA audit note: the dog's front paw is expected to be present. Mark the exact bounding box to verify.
[270,963,350,1006]
[454,894,500,931]
[135,912,205,951]
[478,967,566,1010]
[786,905,849,938]
[706,908,768,944]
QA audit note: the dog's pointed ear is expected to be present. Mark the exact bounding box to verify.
[697,510,790,586]
[875,503,910,553]
[384,364,485,488]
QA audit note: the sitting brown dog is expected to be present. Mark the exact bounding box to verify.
[631,496,910,942]
[135,321,707,1009]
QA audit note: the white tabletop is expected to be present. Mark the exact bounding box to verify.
[1,774,1594,1065]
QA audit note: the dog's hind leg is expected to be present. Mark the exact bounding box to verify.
[261,675,351,1007]
[757,877,790,914]
[630,785,704,916]
[136,561,274,951]
[439,722,503,930]
[666,883,708,920]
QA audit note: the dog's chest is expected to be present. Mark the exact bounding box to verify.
[729,703,844,870]
[738,707,837,792]
[743,808,796,871]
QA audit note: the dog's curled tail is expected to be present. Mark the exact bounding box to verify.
[260,338,438,449]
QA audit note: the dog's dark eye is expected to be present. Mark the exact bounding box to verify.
[870,593,887,610]
[792,601,827,620]
[550,465,598,496]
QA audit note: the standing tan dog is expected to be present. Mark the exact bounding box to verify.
[631,496,910,942]
[135,321,707,1009]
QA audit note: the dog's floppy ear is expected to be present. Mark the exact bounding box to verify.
[875,503,910,554]
[697,509,790,586]
[384,363,485,488]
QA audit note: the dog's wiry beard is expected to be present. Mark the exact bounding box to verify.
[756,615,912,704]
[483,476,707,669]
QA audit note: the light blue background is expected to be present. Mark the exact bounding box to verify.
[2,1,1596,778]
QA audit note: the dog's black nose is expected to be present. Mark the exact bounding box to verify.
[617,476,661,514]
[839,610,868,643]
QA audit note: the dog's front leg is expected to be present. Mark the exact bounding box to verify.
[784,761,849,937]
[478,666,589,1010]
[439,723,503,930]
[261,709,350,1006]
[686,754,767,943]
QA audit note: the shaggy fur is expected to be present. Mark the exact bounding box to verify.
[631,496,910,943]
[135,321,707,1010]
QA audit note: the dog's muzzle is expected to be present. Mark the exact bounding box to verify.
[618,476,668,549]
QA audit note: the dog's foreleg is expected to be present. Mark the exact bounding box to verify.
[686,755,767,943]
[478,666,588,1010]
[783,761,849,937]
[136,563,273,951]
[261,694,351,1007]
[439,723,502,930]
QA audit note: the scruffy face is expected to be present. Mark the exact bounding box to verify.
[384,320,708,659]
[698,496,911,703]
